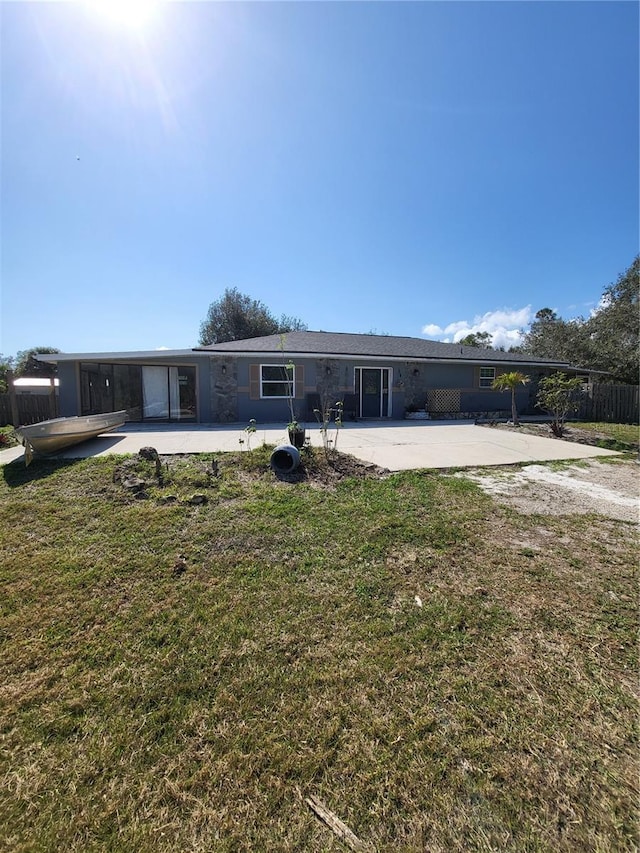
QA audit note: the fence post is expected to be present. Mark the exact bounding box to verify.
[7,372,20,427]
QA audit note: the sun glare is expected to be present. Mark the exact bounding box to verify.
[84,0,160,31]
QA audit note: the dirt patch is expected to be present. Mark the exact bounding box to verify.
[111,443,637,517]
[457,458,639,522]
[111,447,390,499]
[480,420,639,451]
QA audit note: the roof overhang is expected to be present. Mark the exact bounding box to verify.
[36,350,198,363]
[37,349,575,372]
[201,349,571,370]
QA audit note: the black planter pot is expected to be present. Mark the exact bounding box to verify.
[288,428,306,448]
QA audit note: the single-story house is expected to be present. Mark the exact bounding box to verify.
[38,330,583,424]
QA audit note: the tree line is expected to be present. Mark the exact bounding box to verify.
[0,348,60,393]
[460,256,638,385]
[518,256,638,385]
[2,257,636,390]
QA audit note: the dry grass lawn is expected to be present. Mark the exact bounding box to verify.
[1,446,637,852]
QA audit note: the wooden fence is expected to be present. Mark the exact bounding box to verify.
[579,383,639,424]
[0,393,59,427]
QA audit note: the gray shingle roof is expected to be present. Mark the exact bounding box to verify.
[195,330,571,367]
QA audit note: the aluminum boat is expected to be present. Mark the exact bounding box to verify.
[16,411,127,463]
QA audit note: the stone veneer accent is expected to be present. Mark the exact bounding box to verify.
[401,362,427,410]
[426,410,511,420]
[210,357,238,423]
[314,358,344,410]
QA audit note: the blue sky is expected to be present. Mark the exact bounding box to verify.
[1,0,638,357]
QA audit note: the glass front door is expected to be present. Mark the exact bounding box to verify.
[142,366,196,420]
[142,366,172,419]
[355,368,391,418]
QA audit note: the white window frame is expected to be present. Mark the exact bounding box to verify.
[479,367,496,388]
[260,364,295,399]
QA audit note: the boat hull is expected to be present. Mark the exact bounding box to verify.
[16,411,127,457]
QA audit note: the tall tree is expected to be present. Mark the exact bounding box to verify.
[198,288,307,346]
[0,355,14,394]
[520,258,639,383]
[586,256,639,384]
[14,347,60,378]
[520,309,590,365]
[458,331,493,348]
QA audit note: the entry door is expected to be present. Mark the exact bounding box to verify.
[356,368,391,418]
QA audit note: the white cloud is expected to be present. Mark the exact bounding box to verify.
[590,295,610,317]
[422,323,444,336]
[421,306,534,349]
[442,319,472,336]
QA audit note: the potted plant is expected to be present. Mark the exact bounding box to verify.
[287,419,306,448]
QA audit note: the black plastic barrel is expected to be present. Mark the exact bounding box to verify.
[270,444,301,475]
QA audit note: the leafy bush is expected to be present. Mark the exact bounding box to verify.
[537,373,584,436]
[0,427,18,448]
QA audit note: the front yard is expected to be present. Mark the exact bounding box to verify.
[1,447,637,852]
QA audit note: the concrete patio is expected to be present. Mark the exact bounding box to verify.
[0,420,621,471]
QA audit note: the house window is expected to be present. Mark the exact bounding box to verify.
[479,367,496,388]
[261,364,294,398]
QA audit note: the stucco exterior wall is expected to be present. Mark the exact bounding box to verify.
[401,363,544,414]
[57,362,81,416]
[54,353,552,424]
[213,357,540,423]
[236,358,321,424]
[234,357,368,424]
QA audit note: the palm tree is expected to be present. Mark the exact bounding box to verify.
[492,371,530,425]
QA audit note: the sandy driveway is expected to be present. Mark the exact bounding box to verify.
[457,458,639,523]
